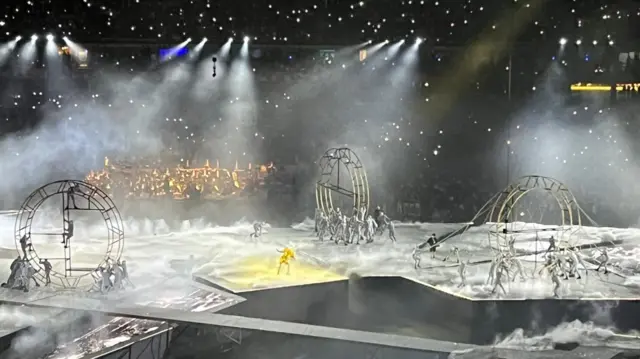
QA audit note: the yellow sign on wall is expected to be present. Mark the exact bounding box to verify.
[571,83,640,92]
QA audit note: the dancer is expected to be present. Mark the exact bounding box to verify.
[364,215,377,243]
[119,259,135,288]
[40,258,52,286]
[333,213,348,246]
[507,236,516,255]
[316,212,328,241]
[412,240,430,269]
[491,258,509,296]
[443,247,461,263]
[546,235,556,253]
[458,260,469,287]
[427,233,438,259]
[277,247,295,275]
[565,249,588,279]
[539,255,563,297]
[250,222,264,240]
[596,248,610,274]
[19,235,29,259]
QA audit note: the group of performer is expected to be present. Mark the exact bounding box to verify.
[93,258,133,294]
[486,234,611,298]
[1,256,45,292]
[314,206,396,245]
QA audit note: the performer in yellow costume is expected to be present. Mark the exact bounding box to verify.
[277,247,295,275]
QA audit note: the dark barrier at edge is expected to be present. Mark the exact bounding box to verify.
[349,276,475,343]
[205,274,640,345]
[220,280,350,326]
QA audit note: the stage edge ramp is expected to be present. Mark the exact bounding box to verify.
[0,294,476,354]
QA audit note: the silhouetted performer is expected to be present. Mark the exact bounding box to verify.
[67,183,78,209]
[19,235,29,259]
[62,220,74,247]
[427,233,439,258]
[40,259,52,285]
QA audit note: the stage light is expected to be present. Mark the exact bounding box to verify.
[15,35,21,41]
[187,38,192,42]
[46,34,54,41]
[243,36,249,43]
[31,35,38,41]
[228,37,233,42]
[575,39,582,45]
[416,37,423,44]
[559,38,567,45]
[609,40,615,46]
[384,39,390,44]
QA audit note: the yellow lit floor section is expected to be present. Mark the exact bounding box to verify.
[216,256,344,291]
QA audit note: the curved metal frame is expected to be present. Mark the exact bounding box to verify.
[486,176,582,251]
[14,180,125,289]
[315,148,370,216]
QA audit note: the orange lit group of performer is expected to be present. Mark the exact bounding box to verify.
[277,247,295,275]
[86,157,275,200]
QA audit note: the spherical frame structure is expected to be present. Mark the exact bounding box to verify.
[485,175,583,252]
[14,180,125,289]
[315,147,370,216]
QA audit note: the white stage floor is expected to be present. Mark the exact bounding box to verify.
[0,214,638,354]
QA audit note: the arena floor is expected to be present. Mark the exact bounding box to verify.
[0,214,639,356]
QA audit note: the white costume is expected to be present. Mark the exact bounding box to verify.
[364,215,377,243]
[250,222,264,240]
[458,260,468,287]
[596,248,609,274]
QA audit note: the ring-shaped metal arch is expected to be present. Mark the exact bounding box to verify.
[315,147,370,216]
[14,180,125,290]
[487,176,582,252]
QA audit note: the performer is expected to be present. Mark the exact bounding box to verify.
[2,256,22,288]
[277,247,295,275]
[508,254,526,282]
[24,261,39,290]
[443,247,460,263]
[40,258,52,286]
[507,236,516,255]
[364,215,377,243]
[378,213,396,242]
[546,235,556,253]
[596,248,610,274]
[119,259,135,288]
[487,253,500,285]
[99,266,112,293]
[412,240,430,269]
[373,206,382,226]
[112,261,124,290]
[316,212,328,241]
[386,219,397,243]
[491,259,509,296]
[427,233,438,258]
[62,219,74,247]
[538,255,563,297]
[67,183,78,209]
[565,249,587,279]
[458,260,469,287]
[350,215,365,244]
[19,235,29,259]
[333,214,348,246]
[250,222,264,240]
